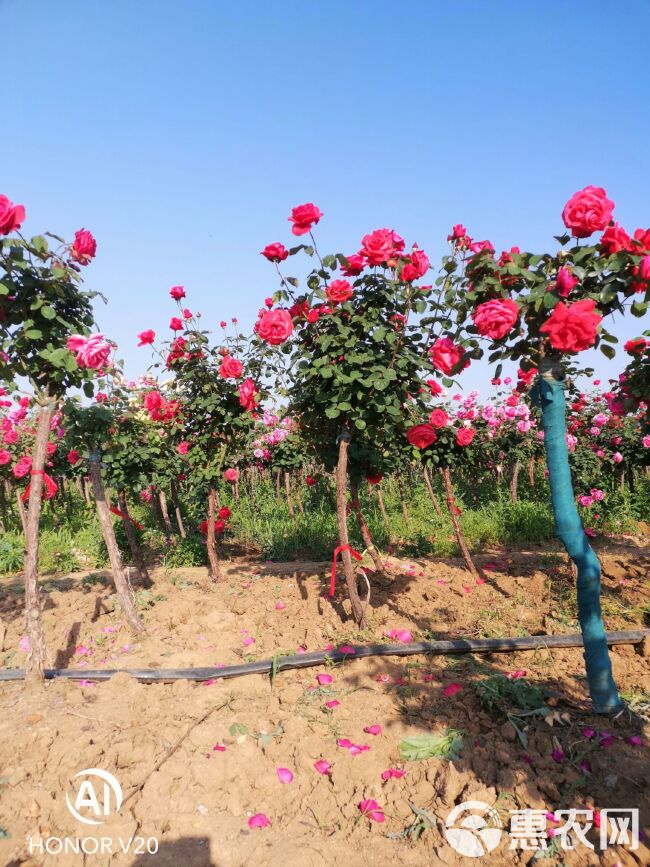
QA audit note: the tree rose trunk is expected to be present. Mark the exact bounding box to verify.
[23,398,54,684]
[170,479,186,538]
[158,489,175,540]
[275,469,282,504]
[528,455,536,488]
[88,451,144,634]
[510,460,521,504]
[16,488,28,536]
[375,484,391,539]
[206,486,222,580]
[440,467,481,580]
[284,472,297,524]
[349,478,384,575]
[294,474,305,517]
[397,474,409,524]
[118,490,150,585]
[335,433,365,625]
[423,466,443,517]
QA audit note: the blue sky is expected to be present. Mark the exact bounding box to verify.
[6,0,650,391]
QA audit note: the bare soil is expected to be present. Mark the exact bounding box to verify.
[0,537,648,866]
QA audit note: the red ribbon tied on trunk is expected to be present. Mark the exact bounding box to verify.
[109,506,145,531]
[330,544,362,597]
[22,470,58,502]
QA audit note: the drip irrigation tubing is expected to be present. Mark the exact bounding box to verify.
[1,629,647,683]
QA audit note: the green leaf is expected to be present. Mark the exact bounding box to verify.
[599,344,615,360]
[40,306,56,320]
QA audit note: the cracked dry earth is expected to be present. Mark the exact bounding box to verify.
[0,538,648,866]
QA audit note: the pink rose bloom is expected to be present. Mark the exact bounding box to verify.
[600,222,631,254]
[456,427,476,446]
[473,298,519,340]
[0,194,26,235]
[469,239,495,255]
[613,451,623,463]
[578,495,593,507]
[288,203,323,236]
[562,185,615,238]
[360,228,405,265]
[137,329,155,346]
[261,242,288,262]
[219,355,244,379]
[0,449,11,465]
[66,333,112,370]
[555,266,579,297]
[429,337,466,375]
[169,317,183,330]
[13,455,32,478]
[3,429,17,444]
[224,467,239,483]
[326,279,354,305]
[70,228,97,264]
[170,286,186,300]
[643,435,650,448]
[256,309,294,345]
[177,441,189,455]
[341,253,365,276]
[239,377,258,411]
[590,488,605,501]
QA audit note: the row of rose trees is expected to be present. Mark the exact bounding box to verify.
[254,191,648,713]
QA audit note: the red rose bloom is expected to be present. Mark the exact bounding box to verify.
[0,194,26,235]
[540,299,602,353]
[137,329,155,346]
[456,427,476,446]
[288,203,323,236]
[326,279,354,305]
[448,224,466,241]
[169,317,183,331]
[426,378,443,396]
[600,222,632,254]
[401,246,430,282]
[219,355,244,379]
[632,228,650,252]
[341,253,365,277]
[555,266,579,298]
[67,449,80,465]
[170,286,186,300]
[407,424,438,449]
[429,337,466,376]
[429,408,449,428]
[624,337,648,354]
[239,377,258,411]
[360,228,405,265]
[224,468,239,483]
[261,242,289,262]
[562,186,614,238]
[365,471,383,485]
[289,300,309,320]
[305,475,317,487]
[256,308,294,345]
[472,298,519,341]
[70,228,97,264]
[218,506,231,520]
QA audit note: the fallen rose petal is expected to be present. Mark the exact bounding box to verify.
[317,673,333,685]
[212,744,226,752]
[325,700,340,709]
[376,674,391,683]
[582,727,596,739]
[626,735,643,747]
[443,683,462,697]
[275,601,286,610]
[552,748,565,763]
[358,799,385,823]
[248,813,271,828]
[242,636,255,646]
[599,732,615,748]
[314,760,331,775]
[339,644,356,654]
[381,768,406,781]
[363,725,382,736]
[277,767,294,784]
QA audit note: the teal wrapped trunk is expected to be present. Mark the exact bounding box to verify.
[535,361,622,713]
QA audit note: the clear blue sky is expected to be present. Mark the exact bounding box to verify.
[6,0,650,390]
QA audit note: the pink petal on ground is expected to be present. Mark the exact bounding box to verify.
[376,674,391,683]
[363,725,382,736]
[277,767,294,784]
[78,680,96,687]
[242,636,255,646]
[443,683,462,697]
[212,743,227,751]
[582,727,596,739]
[552,748,565,763]
[314,760,331,775]
[336,738,353,749]
[348,744,370,756]
[626,735,643,746]
[296,646,306,654]
[505,670,526,680]
[475,577,486,585]
[358,799,385,823]
[75,645,89,656]
[317,673,333,685]
[275,602,286,610]
[325,700,340,709]
[436,579,447,586]
[19,635,30,652]
[599,732,615,748]
[248,813,271,828]
[339,645,356,654]
[381,768,406,781]
[202,679,216,686]
[462,586,473,594]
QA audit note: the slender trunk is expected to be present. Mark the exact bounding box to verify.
[536,358,620,713]
[16,488,28,536]
[510,460,521,504]
[294,475,305,518]
[23,398,54,684]
[170,479,186,538]
[375,484,391,539]
[206,486,222,580]
[335,433,365,625]
[528,455,536,488]
[118,490,150,584]
[82,476,91,504]
[397,474,409,524]
[284,472,297,524]
[234,478,240,501]
[0,480,6,532]
[275,469,282,504]
[151,489,165,530]
[88,451,144,635]
[423,466,443,517]
[158,489,175,540]
[349,479,384,574]
[440,467,481,580]
[619,470,625,493]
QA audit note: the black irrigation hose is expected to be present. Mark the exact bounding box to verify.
[1,629,647,684]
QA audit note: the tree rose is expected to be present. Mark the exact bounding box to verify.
[288,203,323,236]
[472,298,519,340]
[70,228,97,264]
[561,186,614,238]
[407,424,437,449]
[429,337,466,375]
[540,299,602,353]
[256,308,293,345]
[219,355,244,379]
[66,333,112,370]
[0,194,26,235]
[326,279,353,304]
[360,228,405,265]
[261,242,289,262]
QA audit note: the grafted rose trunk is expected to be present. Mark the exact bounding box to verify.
[397,475,410,524]
[206,486,222,580]
[284,472,297,524]
[335,433,365,626]
[170,479,186,538]
[440,467,482,580]
[349,478,384,575]
[23,398,54,684]
[510,460,521,504]
[158,489,176,540]
[423,466,443,517]
[118,489,150,585]
[536,358,620,713]
[15,488,28,536]
[88,452,144,635]
[275,469,282,504]
[150,489,166,531]
[375,484,391,538]
[528,455,536,488]
[294,475,305,517]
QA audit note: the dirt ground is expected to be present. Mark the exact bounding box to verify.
[0,537,648,866]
